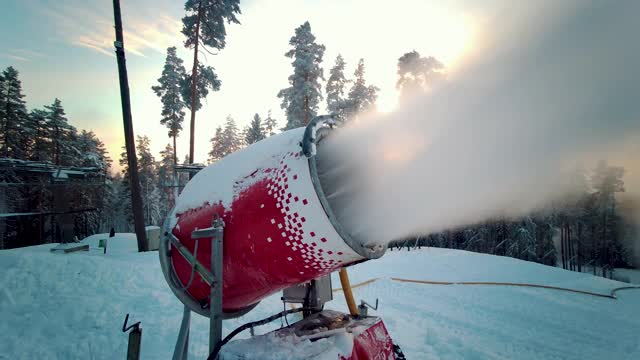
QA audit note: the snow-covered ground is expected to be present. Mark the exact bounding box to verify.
[1,234,639,359]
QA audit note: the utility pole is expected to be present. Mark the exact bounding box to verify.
[113,0,148,252]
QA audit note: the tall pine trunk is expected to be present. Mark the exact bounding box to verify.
[188,1,203,165]
[172,133,179,208]
[172,134,178,166]
[304,95,309,125]
[576,222,581,272]
[568,225,574,271]
[561,226,566,269]
[2,98,9,157]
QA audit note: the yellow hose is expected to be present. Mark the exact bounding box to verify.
[330,275,638,300]
[332,278,380,293]
[339,268,360,316]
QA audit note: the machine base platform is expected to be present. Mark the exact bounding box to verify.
[220,310,395,360]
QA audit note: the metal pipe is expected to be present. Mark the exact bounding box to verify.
[172,305,191,360]
[209,219,224,357]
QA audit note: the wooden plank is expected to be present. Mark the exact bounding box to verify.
[50,244,89,253]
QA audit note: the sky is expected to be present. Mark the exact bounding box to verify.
[0,0,479,170]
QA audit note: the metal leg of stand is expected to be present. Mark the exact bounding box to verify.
[173,305,191,360]
[209,219,224,359]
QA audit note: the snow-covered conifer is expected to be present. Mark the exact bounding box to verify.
[326,54,350,120]
[136,136,162,226]
[244,113,265,145]
[263,110,278,136]
[221,115,241,154]
[396,51,444,104]
[278,22,326,129]
[345,58,379,119]
[45,98,77,166]
[1,67,29,159]
[27,109,51,162]
[208,126,224,163]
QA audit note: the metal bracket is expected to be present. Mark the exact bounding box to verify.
[167,232,215,285]
[170,217,225,360]
[122,314,142,360]
[191,226,220,239]
[358,298,379,317]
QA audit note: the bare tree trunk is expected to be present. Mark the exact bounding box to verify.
[569,226,574,270]
[601,212,607,275]
[560,226,566,269]
[188,1,204,165]
[577,222,582,272]
[3,89,11,158]
[173,134,178,166]
[303,96,309,126]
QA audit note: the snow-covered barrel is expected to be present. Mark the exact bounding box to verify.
[159,116,386,318]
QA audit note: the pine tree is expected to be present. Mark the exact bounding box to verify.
[45,98,76,166]
[1,67,29,159]
[75,130,111,171]
[345,58,379,119]
[158,143,177,218]
[263,110,278,137]
[136,136,162,226]
[101,174,122,232]
[27,109,51,162]
[244,113,265,145]
[208,126,224,163]
[180,64,221,113]
[590,160,627,269]
[278,22,326,130]
[182,0,241,164]
[118,147,134,230]
[152,46,187,165]
[326,54,350,120]
[0,71,5,127]
[396,51,444,104]
[221,115,241,154]
[94,137,112,174]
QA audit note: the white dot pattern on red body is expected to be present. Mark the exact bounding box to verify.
[262,150,352,272]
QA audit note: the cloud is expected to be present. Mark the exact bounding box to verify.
[3,48,47,62]
[29,0,182,58]
[3,54,30,62]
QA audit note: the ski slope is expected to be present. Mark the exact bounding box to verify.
[0,234,638,359]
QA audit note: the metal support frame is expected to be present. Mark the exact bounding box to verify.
[170,217,225,360]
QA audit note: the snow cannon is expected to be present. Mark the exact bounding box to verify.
[159,115,387,318]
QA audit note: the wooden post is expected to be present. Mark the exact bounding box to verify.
[112,0,148,252]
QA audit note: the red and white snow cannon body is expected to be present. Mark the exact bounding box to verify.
[159,116,386,317]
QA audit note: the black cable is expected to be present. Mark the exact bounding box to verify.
[207,307,309,360]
